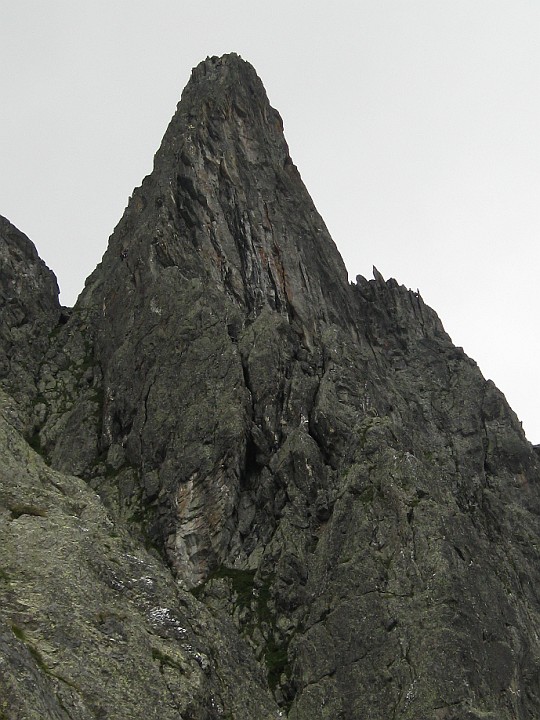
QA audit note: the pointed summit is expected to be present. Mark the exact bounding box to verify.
[41,53,356,586]
[180,53,279,122]
[154,53,290,174]
[83,51,351,337]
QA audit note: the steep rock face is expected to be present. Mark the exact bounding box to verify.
[3,53,540,719]
[0,216,61,429]
[35,54,355,587]
[287,275,540,718]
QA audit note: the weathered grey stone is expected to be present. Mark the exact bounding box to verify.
[0,215,61,430]
[2,53,540,718]
[0,390,280,719]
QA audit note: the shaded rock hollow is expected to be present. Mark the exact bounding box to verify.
[1,53,540,719]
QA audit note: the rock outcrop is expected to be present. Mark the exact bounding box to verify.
[0,390,280,719]
[0,216,61,430]
[2,53,540,719]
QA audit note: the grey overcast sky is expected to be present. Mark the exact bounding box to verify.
[1,1,539,442]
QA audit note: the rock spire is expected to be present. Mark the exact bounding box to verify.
[1,54,540,719]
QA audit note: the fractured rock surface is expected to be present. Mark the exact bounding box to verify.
[0,390,279,719]
[0,216,61,429]
[1,53,540,719]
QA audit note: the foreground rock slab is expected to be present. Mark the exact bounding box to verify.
[0,390,280,719]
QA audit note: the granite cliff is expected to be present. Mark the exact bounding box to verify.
[2,54,540,719]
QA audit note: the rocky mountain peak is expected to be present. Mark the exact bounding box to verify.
[79,51,350,339]
[2,56,540,719]
[172,53,282,140]
[153,52,290,183]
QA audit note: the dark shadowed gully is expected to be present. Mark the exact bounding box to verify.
[2,54,540,719]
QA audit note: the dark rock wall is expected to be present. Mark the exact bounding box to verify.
[34,54,356,588]
[0,215,61,430]
[2,54,540,719]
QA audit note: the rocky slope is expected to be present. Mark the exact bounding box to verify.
[0,389,279,720]
[2,53,540,719]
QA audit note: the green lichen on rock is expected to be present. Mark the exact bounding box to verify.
[2,53,540,719]
[0,390,280,719]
